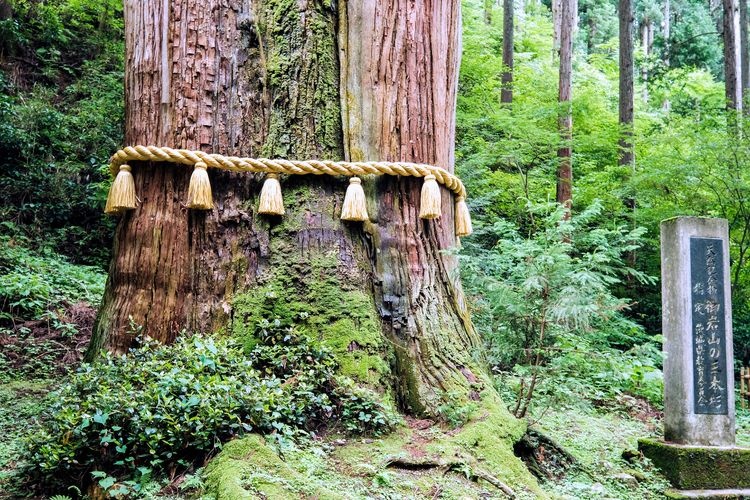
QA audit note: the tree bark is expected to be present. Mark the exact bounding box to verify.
[556,0,573,212]
[0,1,11,21]
[663,0,670,65]
[620,0,635,168]
[640,18,653,102]
[484,0,494,24]
[553,0,562,59]
[724,0,743,111]
[89,0,483,418]
[662,0,671,110]
[740,0,749,108]
[501,0,514,104]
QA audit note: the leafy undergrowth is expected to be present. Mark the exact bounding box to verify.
[16,322,397,497]
[0,236,104,383]
[0,301,97,382]
[535,395,671,499]
[0,381,54,498]
[735,407,750,448]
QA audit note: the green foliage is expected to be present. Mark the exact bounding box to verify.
[0,233,105,322]
[0,236,103,382]
[22,321,395,494]
[459,0,750,401]
[660,0,723,77]
[0,382,52,494]
[2,0,123,81]
[436,391,480,428]
[460,201,662,414]
[0,0,124,266]
[461,202,651,366]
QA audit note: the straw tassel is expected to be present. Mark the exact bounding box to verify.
[455,197,473,237]
[187,162,213,210]
[419,174,442,219]
[258,173,285,215]
[341,177,368,221]
[104,164,137,215]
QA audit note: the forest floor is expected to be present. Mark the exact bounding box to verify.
[0,377,683,499]
[0,330,694,500]
[1,302,744,499]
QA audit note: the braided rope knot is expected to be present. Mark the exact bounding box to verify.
[106,145,472,237]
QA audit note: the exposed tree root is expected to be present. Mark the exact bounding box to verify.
[384,455,517,498]
[513,428,576,480]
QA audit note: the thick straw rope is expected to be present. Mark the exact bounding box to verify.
[109,145,468,199]
[106,145,473,236]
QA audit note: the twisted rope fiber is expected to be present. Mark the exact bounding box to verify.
[110,145,468,200]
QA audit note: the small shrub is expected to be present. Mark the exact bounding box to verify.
[23,321,394,493]
[460,201,655,417]
[436,391,479,428]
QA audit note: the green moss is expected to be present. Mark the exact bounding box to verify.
[639,438,750,489]
[205,397,543,498]
[428,392,546,498]
[259,0,343,159]
[231,253,392,389]
[204,435,340,499]
[333,392,542,497]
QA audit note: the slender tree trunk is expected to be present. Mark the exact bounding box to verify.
[620,0,635,168]
[640,19,653,102]
[587,16,596,54]
[663,0,671,63]
[553,0,562,59]
[556,0,573,212]
[662,0,672,110]
[0,0,11,61]
[0,1,10,20]
[501,0,514,104]
[724,0,743,111]
[484,0,494,24]
[621,0,636,270]
[90,0,483,417]
[741,0,750,109]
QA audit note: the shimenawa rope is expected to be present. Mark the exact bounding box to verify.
[105,145,473,237]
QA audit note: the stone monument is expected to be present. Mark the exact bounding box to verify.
[639,217,750,498]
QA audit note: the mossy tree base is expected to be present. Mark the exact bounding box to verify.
[639,438,750,490]
[205,393,545,499]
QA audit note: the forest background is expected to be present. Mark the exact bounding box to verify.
[1,0,750,497]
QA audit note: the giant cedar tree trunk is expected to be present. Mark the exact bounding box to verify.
[89,0,482,417]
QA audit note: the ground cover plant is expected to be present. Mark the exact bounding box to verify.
[0,234,104,382]
[20,320,395,497]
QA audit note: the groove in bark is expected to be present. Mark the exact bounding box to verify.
[90,0,484,417]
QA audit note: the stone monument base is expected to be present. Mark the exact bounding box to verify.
[665,488,750,499]
[639,438,750,495]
